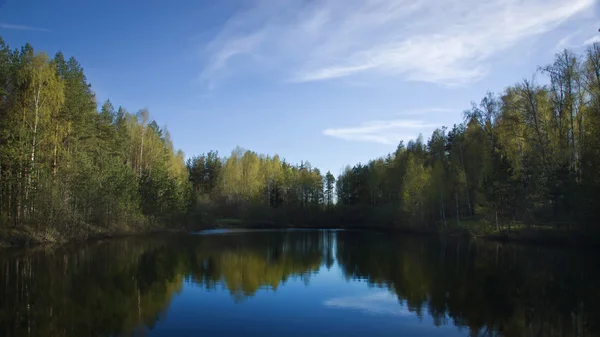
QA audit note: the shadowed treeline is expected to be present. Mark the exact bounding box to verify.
[1,230,598,337]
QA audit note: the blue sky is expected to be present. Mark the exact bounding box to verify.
[1,0,598,175]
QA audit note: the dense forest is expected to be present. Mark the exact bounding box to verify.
[0,37,191,244]
[334,43,600,235]
[1,36,600,244]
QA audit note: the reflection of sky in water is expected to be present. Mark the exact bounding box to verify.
[147,263,466,337]
[2,230,594,337]
[324,291,411,316]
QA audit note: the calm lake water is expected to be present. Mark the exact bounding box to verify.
[0,229,598,337]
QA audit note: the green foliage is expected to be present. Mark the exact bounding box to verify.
[332,44,600,236]
[0,38,190,242]
[2,37,600,243]
[187,148,327,227]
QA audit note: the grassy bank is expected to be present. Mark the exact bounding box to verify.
[197,218,600,249]
[0,223,183,249]
[4,217,598,250]
[437,218,600,248]
[203,218,343,230]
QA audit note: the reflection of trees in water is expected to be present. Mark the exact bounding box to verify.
[0,231,330,337]
[335,231,600,337]
[188,231,326,300]
[2,231,596,337]
[0,237,185,337]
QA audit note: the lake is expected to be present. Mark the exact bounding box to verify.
[0,229,598,337]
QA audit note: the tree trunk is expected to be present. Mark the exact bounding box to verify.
[495,207,499,232]
[440,190,446,229]
[565,51,577,172]
[524,80,548,166]
[455,189,460,226]
[139,126,145,176]
[576,79,585,182]
[27,85,42,219]
[53,122,59,175]
[459,144,472,216]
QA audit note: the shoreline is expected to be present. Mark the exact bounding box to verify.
[195,221,600,250]
[2,222,598,251]
[0,225,185,250]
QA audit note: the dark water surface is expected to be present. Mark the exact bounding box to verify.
[1,229,598,337]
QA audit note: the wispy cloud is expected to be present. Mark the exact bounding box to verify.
[584,36,600,46]
[324,291,410,316]
[0,22,48,32]
[205,31,264,73]
[554,30,582,50]
[201,0,592,86]
[395,107,459,117]
[324,118,437,145]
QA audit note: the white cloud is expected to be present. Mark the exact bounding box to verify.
[398,107,459,117]
[323,118,437,144]
[324,291,410,316]
[201,0,593,86]
[0,22,48,32]
[204,31,265,73]
[555,31,580,50]
[584,36,600,46]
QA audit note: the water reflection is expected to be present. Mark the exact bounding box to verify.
[335,232,600,336]
[187,230,327,300]
[0,230,598,337]
[324,292,412,317]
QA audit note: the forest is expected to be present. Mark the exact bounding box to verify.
[1,36,600,245]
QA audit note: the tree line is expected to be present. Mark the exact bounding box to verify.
[2,36,600,243]
[335,44,600,233]
[188,42,600,235]
[186,148,335,227]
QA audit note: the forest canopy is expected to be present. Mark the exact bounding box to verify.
[1,36,600,244]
